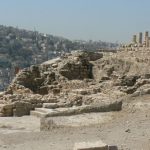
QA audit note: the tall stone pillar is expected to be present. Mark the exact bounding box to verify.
[145,31,149,47]
[138,32,143,46]
[132,35,137,44]
[148,37,150,48]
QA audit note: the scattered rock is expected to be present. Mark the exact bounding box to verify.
[125,129,131,133]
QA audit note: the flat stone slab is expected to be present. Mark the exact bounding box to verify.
[43,103,58,109]
[73,140,108,150]
[44,100,122,118]
[40,112,114,130]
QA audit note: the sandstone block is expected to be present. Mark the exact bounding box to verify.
[43,103,58,109]
[13,101,32,117]
[0,104,13,116]
[73,141,108,150]
[52,63,58,68]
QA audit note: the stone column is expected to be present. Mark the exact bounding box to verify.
[132,35,137,44]
[145,31,149,47]
[138,32,143,47]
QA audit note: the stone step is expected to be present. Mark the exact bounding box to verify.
[30,108,57,118]
[31,100,122,118]
[35,108,55,113]
[30,110,47,118]
[44,100,122,118]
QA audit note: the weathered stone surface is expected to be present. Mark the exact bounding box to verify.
[72,51,103,61]
[120,75,140,86]
[13,101,33,117]
[40,111,113,130]
[59,62,92,80]
[73,141,108,150]
[0,104,13,116]
[38,86,48,95]
[2,49,150,118]
[72,89,88,95]
[0,92,5,97]
[101,76,110,81]
[41,96,58,103]
[104,66,114,76]
[43,103,58,109]
[135,79,150,88]
[58,52,94,80]
[69,95,83,106]
[43,100,122,118]
[120,86,137,94]
[52,63,58,68]
[88,52,103,61]
[72,87,101,95]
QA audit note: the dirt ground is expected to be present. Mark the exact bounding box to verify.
[0,95,150,150]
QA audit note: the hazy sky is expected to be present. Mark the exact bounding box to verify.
[0,0,150,43]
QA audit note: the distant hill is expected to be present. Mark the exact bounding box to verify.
[0,25,118,90]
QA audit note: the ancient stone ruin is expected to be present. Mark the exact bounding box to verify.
[1,49,150,121]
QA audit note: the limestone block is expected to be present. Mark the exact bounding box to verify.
[43,103,58,109]
[13,101,32,117]
[41,97,57,103]
[43,100,122,118]
[0,104,13,116]
[52,63,58,68]
[73,141,108,150]
[73,89,88,95]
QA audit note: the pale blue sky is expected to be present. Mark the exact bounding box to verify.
[0,0,150,43]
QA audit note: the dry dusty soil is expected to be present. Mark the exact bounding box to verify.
[0,95,150,150]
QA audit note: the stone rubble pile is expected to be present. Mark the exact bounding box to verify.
[1,50,150,117]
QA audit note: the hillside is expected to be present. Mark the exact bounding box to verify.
[0,25,118,91]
